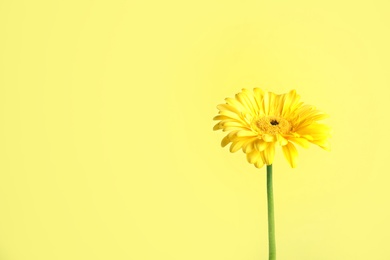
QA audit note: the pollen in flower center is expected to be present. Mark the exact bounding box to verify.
[255,116,291,135]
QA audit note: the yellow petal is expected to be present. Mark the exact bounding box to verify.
[272,94,284,115]
[230,140,245,153]
[296,123,331,135]
[219,110,243,122]
[225,97,246,112]
[253,88,264,97]
[267,92,278,115]
[288,137,310,148]
[254,158,265,168]
[255,139,268,151]
[298,109,320,122]
[263,90,269,115]
[236,90,257,113]
[246,150,260,164]
[217,104,241,114]
[237,130,258,137]
[221,135,231,147]
[282,142,298,168]
[300,134,314,141]
[242,138,257,153]
[213,122,222,131]
[262,134,274,142]
[276,134,288,146]
[253,88,265,112]
[222,121,246,128]
[227,130,239,139]
[310,139,331,151]
[242,88,259,112]
[295,112,329,130]
[222,126,250,132]
[310,113,329,121]
[213,115,231,121]
[281,89,300,117]
[263,143,275,165]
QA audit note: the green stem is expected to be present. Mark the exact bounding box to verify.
[267,164,276,260]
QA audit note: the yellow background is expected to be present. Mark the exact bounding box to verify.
[1,0,390,259]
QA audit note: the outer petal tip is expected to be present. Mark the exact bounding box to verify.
[282,142,298,168]
[213,122,221,131]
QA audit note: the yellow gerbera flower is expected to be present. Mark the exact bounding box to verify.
[213,88,331,168]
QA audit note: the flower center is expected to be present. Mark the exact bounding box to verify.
[255,116,291,135]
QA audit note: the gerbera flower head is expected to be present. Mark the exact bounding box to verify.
[213,88,331,168]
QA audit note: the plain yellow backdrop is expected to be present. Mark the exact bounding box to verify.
[1,0,390,259]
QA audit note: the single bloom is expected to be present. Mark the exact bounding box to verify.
[213,88,331,168]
